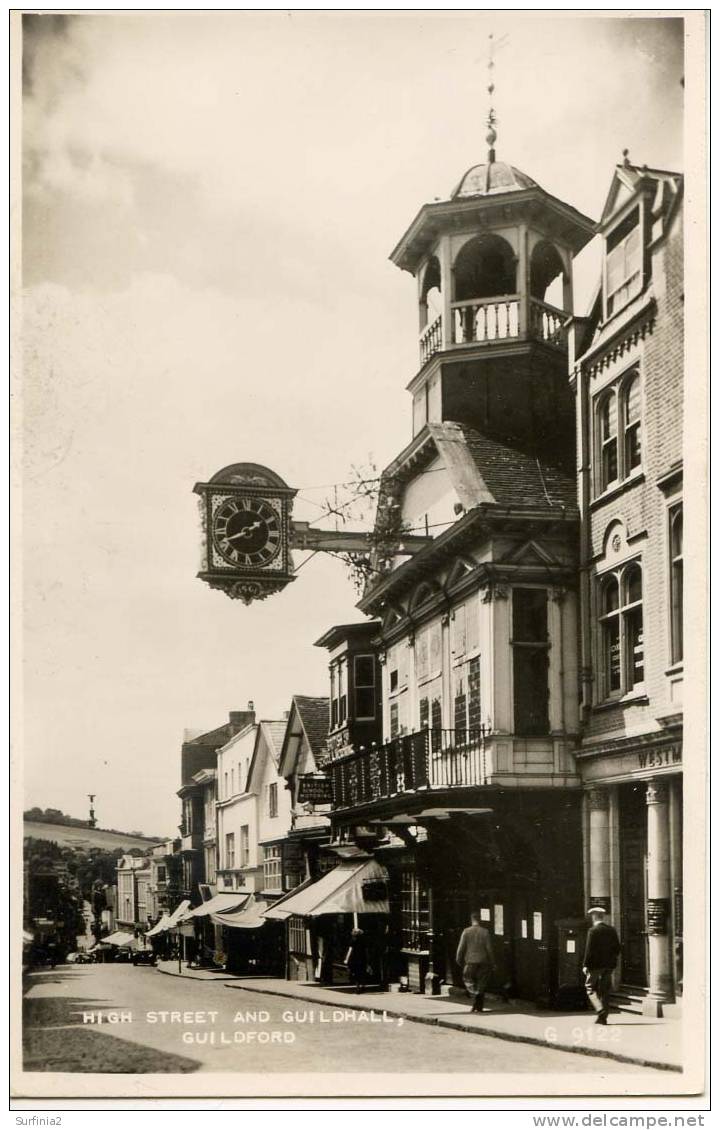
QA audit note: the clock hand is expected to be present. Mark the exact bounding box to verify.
[226,521,263,542]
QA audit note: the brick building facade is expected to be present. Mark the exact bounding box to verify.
[570,158,683,1015]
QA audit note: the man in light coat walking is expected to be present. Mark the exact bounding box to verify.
[456,911,496,1013]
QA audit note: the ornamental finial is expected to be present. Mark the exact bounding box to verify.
[486,32,508,164]
[622,147,631,167]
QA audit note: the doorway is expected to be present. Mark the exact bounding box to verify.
[618,783,648,986]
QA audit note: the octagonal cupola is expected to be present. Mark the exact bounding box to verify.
[390,115,596,467]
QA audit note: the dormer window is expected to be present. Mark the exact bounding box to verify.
[605,207,642,317]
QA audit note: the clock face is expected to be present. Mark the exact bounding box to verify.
[211,497,282,569]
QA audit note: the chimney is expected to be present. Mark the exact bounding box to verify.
[229,705,256,729]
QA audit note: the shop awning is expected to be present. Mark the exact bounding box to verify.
[264,860,389,919]
[212,894,268,929]
[145,914,172,937]
[165,900,191,928]
[102,931,136,947]
[186,892,250,919]
[261,875,317,920]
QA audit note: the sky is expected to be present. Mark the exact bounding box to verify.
[20,12,684,837]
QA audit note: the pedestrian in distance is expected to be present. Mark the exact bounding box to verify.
[345,927,369,994]
[456,911,496,1013]
[582,906,621,1025]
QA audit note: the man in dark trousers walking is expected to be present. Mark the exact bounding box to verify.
[456,911,496,1013]
[583,906,621,1024]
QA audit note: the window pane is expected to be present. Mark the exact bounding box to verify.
[355,656,375,687]
[671,510,683,557]
[430,696,442,731]
[624,226,641,278]
[419,697,429,728]
[626,606,644,685]
[600,394,617,439]
[625,423,641,470]
[602,437,618,487]
[606,244,624,295]
[624,564,642,604]
[355,686,375,718]
[468,655,482,730]
[513,647,549,735]
[604,618,621,692]
[672,560,683,663]
[513,588,548,642]
[625,375,641,422]
[602,576,619,613]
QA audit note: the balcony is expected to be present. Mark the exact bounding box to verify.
[419,315,443,366]
[417,297,568,367]
[330,727,489,810]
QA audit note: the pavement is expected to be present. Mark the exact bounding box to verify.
[213,975,683,1074]
[21,963,664,1085]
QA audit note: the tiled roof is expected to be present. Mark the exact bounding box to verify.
[262,720,289,764]
[427,422,577,512]
[293,696,330,759]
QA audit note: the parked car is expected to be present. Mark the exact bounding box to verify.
[131,948,156,967]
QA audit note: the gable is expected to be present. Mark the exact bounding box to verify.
[497,538,565,568]
[600,167,639,226]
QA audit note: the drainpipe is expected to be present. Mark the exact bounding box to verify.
[575,360,593,719]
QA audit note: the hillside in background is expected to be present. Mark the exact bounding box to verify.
[24,818,166,853]
[23,807,166,847]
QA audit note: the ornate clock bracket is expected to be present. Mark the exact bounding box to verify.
[194,464,431,606]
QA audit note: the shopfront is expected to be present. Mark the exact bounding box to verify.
[264,858,390,985]
[579,736,683,1015]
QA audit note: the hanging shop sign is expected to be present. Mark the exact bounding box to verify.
[297,774,334,805]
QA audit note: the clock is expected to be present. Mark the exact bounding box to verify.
[194,463,297,604]
[212,497,282,569]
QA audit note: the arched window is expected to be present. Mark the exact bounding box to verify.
[595,369,642,494]
[597,562,644,699]
[670,505,683,663]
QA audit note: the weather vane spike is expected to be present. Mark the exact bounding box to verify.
[486,32,508,163]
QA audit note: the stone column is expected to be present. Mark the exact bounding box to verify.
[587,788,611,911]
[644,778,674,1016]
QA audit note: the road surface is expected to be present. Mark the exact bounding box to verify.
[23,963,654,1076]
